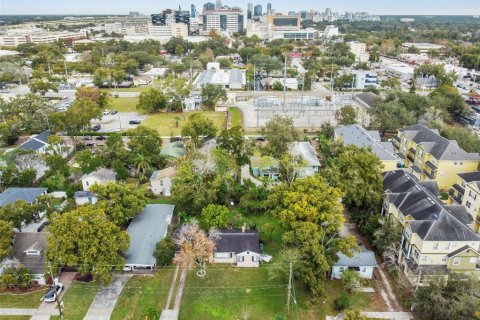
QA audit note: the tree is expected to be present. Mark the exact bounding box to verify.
[0,201,37,231]
[344,310,373,320]
[334,74,354,90]
[0,265,33,289]
[29,79,58,95]
[153,236,176,266]
[260,223,277,242]
[341,269,362,292]
[173,220,218,273]
[262,115,299,158]
[45,154,69,177]
[133,154,152,182]
[51,98,103,134]
[200,204,230,230]
[76,86,109,108]
[440,124,480,153]
[181,113,217,148]
[335,105,357,125]
[429,85,469,119]
[413,274,480,320]
[89,182,147,227]
[381,77,401,89]
[137,88,168,113]
[217,126,251,167]
[201,84,227,111]
[268,175,357,296]
[47,206,130,284]
[373,217,402,253]
[238,181,269,214]
[75,149,102,174]
[278,154,305,187]
[407,45,420,54]
[0,220,13,261]
[369,100,416,135]
[127,126,162,164]
[321,145,383,223]
[111,159,129,180]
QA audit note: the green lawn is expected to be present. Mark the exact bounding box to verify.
[142,111,226,136]
[148,197,175,205]
[228,107,243,127]
[179,266,287,320]
[51,281,99,320]
[106,97,141,113]
[110,270,174,320]
[0,289,45,308]
[0,317,31,320]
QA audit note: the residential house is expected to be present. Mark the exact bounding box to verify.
[331,245,377,279]
[383,170,480,284]
[150,167,176,196]
[18,130,51,154]
[0,187,47,207]
[73,191,98,205]
[353,92,379,126]
[290,141,321,178]
[123,204,174,271]
[392,124,480,190]
[334,124,400,171]
[448,171,480,233]
[12,232,49,285]
[81,168,116,191]
[251,156,279,180]
[132,75,153,86]
[213,228,261,268]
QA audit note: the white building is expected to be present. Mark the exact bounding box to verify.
[213,228,261,268]
[348,41,369,63]
[323,25,339,38]
[290,141,321,178]
[202,10,244,34]
[150,167,176,196]
[193,68,246,90]
[81,168,116,191]
[74,191,98,205]
[384,62,415,80]
[331,245,377,279]
[352,70,378,89]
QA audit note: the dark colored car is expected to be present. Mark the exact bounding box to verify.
[95,136,106,141]
[129,119,141,125]
[92,124,101,131]
[111,110,118,115]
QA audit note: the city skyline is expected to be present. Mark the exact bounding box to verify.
[1,0,479,15]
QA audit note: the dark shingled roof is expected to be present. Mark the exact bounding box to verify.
[18,130,51,151]
[399,124,480,161]
[12,232,48,274]
[446,245,480,258]
[458,171,480,183]
[0,188,47,207]
[383,170,480,242]
[216,229,260,254]
[354,92,379,108]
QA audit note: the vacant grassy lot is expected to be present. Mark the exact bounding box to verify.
[50,281,99,320]
[142,111,226,136]
[106,97,141,113]
[110,269,174,320]
[0,289,45,308]
[228,107,243,127]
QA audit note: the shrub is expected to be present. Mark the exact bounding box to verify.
[153,236,176,266]
[334,293,352,311]
[341,269,362,292]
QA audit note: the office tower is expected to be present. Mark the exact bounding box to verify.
[191,4,196,18]
[247,3,253,20]
[203,9,244,33]
[203,2,215,12]
[216,0,222,10]
[267,3,272,15]
[151,9,191,33]
[325,8,332,16]
[254,5,262,17]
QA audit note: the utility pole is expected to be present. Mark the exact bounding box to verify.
[283,53,287,107]
[286,262,293,315]
[190,61,193,85]
[253,64,256,92]
[48,263,64,320]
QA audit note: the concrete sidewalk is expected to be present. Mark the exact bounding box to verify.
[362,311,414,319]
[83,274,131,320]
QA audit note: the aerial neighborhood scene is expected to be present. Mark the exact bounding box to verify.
[0,0,480,319]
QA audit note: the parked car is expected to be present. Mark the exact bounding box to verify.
[42,284,64,303]
[95,136,106,141]
[111,109,118,115]
[92,124,101,131]
[129,119,141,125]
[83,135,92,140]
[103,109,110,115]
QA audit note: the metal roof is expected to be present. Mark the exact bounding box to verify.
[18,130,51,151]
[335,124,398,161]
[334,245,377,268]
[81,168,116,182]
[124,204,174,267]
[0,187,47,207]
[290,141,321,167]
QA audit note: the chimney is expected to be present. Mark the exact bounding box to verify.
[241,224,246,233]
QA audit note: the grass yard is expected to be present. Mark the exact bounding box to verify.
[110,269,174,320]
[0,317,31,320]
[142,111,226,136]
[0,289,45,308]
[50,281,99,320]
[148,197,175,205]
[106,97,141,113]
[228,107,243,127]
[179,266,287,320]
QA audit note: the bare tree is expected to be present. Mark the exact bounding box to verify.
[173,219,219,276]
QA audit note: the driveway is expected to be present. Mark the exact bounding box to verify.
[83,274,131,320]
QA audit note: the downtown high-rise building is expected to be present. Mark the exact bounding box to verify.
[267,3,272,15]
[254,4,262,17]
[247,3,253,20]
[203,2,215,12]
[216,0,222,10]
[191,4,196,18]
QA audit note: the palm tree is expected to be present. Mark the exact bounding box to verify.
[133,154,151,182]
[174,116,181,128]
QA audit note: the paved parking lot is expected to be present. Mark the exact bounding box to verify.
[91,112,145,133]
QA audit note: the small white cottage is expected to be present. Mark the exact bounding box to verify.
[331,245,377,279]
[150,167,176,196]
[213,228,261,268]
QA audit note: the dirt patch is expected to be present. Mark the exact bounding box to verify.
[74,273,93,282]
[0,285,44,295]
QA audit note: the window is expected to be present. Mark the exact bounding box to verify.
[433,243,439,250]
[454,162,458,166]
[469,191,477,200]
[361,267,366,272]
[252,256,259,262]
[236,256,245,262]
[453,257,461,265]
[460,162,463,165]
[442,256,447,262]
[339,267,345,272]
[466,201,472,209]
[214,252,232,259]
[421,255,427,262]
[85,181,89,186]
[444,243,451,250]
[469,258,477,264]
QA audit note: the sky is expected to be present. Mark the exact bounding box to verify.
[1,0,479,15]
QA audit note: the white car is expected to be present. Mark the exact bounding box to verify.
[103,109,110,115]
[42,283,64,303]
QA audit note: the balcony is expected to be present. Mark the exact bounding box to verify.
[392,136,401,149]
[423,168,437,179]
[407,147,416,162]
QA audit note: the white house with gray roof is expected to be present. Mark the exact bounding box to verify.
[335,124,400,171]
[123,204,174,271]
[150,167,176,196]
[18,130,51,153]
[290,141,321,178]
[193,68,246,90]
[81,168,116,191]
[213,228,261,268]
[0,187,47,207]
[331,245,377,279]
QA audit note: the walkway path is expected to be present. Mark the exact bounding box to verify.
[362,311,413,319]
[241,165,262,186]
[83,274,131,320]
[161,265,188,320]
